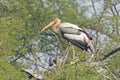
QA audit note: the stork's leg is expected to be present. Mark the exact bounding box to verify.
[88,46,95,62]
[88,54,94,62]
[62,48,69,65]
[62,43,71,65]
[72,45,75,61]
[70,45,77,64]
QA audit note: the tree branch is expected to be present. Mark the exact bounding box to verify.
[102,47,120,60]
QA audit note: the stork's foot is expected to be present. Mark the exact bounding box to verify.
[85,61,92,67]
[70,57,79,64]
[70,61,76,64]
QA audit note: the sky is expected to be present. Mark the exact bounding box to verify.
[77,0,120,18]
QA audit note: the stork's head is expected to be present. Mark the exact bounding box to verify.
[40,18,61,32]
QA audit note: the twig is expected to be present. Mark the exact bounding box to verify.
[95,52,118,80]
[10,54,24,63]
[94,67,111,80]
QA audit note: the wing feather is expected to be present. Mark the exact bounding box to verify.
[59,23,93,51]
[60,27,90,50]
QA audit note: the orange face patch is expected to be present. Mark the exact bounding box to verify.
[53,18,59,23]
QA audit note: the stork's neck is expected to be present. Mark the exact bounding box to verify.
[52,19,61,33]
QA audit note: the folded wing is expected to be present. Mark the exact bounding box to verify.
[60,27,93,51]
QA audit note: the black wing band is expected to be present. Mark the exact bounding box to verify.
[67,38,88,51]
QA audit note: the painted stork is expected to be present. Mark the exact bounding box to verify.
[40,18,95,62]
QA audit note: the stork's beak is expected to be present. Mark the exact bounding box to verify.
[40,21,55,33]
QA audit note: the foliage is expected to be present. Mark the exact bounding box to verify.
[45,63,99,80]
[0,59,27,80]
[0,15,25,56]
[0,0,120,80]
